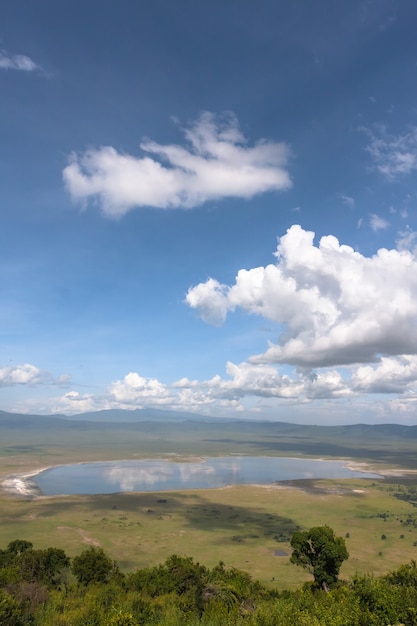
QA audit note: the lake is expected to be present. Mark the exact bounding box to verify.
[33,456,380,495]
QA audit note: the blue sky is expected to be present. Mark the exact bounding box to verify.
[1,0,417,424]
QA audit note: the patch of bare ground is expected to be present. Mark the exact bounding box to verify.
[57,526,101,547]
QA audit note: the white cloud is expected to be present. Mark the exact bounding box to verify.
[351,355,417,394]
[0,50,40,72]
[51,391,99,414]
[63,112,292,217]
[0,363,70,388]
[186,224,417,368]
[184,278,229,326]
[105,370,244,412]
[161,356,417,405]
[174,362,303,401]
[363,124,417,179]
[0,363,43,386]
[35,353,417,420]
[108,372,171,405]
[369,213,389,231]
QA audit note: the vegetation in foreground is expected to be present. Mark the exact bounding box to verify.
[1,533,417,625]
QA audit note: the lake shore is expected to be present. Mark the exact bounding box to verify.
[344,459,417,477]
[1,466,52,497]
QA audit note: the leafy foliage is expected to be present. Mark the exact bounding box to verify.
[290,525,349,589]
[0,588,25,626]
[72,546,116,586]
[17,547,70,586]
[3,538,417,624]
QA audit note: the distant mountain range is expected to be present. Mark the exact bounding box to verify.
[0,407,237,424]
[60,408,236,423]
[0,407,416,435]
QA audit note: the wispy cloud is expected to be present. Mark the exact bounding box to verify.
[369,213,389,231]
[0,50,41,72]
[363,124,417,179]
[379,12,397,32]
[63,112,292,217]
[396,227,417,253]
[339,194,355,208]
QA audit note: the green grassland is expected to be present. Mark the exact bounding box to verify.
[2,415,417,591]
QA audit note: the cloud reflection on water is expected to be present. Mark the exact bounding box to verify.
[106,463,175,491]
[33,457,381,495]
[105,460,222,492]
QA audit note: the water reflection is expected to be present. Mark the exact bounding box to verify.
[106,464,175,491]
[34,456,381,496]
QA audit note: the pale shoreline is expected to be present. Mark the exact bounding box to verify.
[344,460,417,478]
[2,456,410,499]
[1,465,54,497]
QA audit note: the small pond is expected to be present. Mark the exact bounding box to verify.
[33,456,381,495]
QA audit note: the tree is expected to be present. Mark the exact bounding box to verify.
[6,540,33,556]
[290,525,349,590]
[17,547,69,587]
[385,559,417,587]
[71,547,115,585]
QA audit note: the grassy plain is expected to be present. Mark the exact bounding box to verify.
[2,419,417,590]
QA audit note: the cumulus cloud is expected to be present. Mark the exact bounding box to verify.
[169,356,417,405]
[39,353,417,420]
[105,370,244,412]
[351,355,417,394]
[185,278,229,326]
[363,124,417,179]
[63,112,292,217]
[49,391,101,414]
[0,50,41,72]
[174,362,301,400]
[0,363,44,386]
[0,363,69,388]
[108,372,171,405]
[186,224,417,368]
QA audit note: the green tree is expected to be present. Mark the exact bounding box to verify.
[385,559,417,586]
[72,547,115,586]
[290,525,349,590]
[6,540,33,557]
[17,547,69,587]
